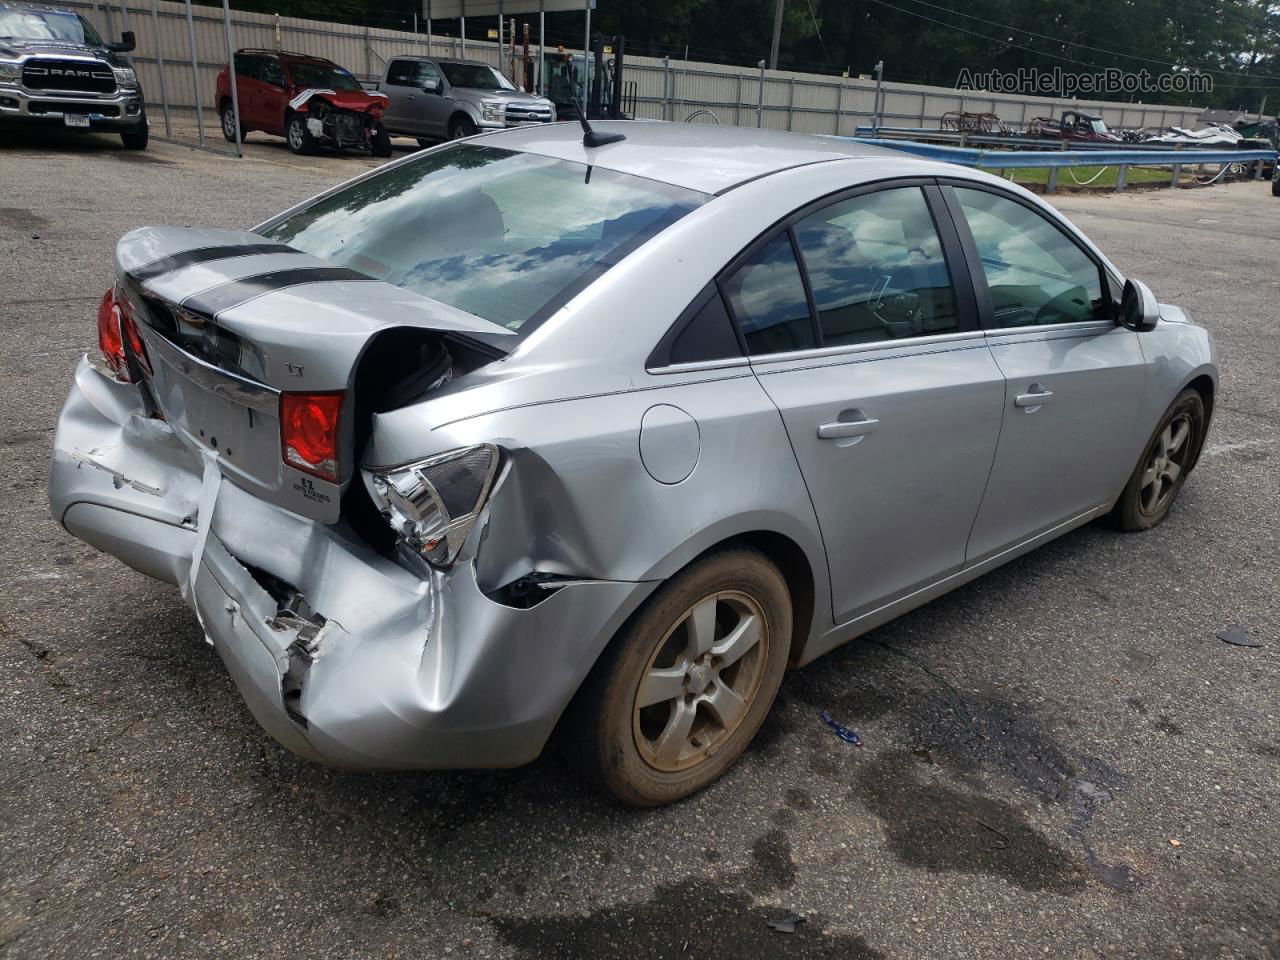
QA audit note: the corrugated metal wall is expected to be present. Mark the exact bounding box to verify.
[66,0,1203,136]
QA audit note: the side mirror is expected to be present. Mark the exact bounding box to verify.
[1119,278,1159,332]
[108,30,136,52]
[422,78,441,94]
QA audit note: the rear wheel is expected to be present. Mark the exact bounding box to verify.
[120,113,148,150]
[1110,388,1206,531]
[448,114,477,140]
[1272,173,1280,197]
[219,101,245,143]
[416,137,435,149]
[561,548,791,806]
[286,113,315,154]
[370,121,392,158]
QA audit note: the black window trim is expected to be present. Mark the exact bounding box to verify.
[709,176,982,362]
[645,281,746,371]
[938,179,1120,331]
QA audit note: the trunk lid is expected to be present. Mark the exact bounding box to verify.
[117,226,515,522]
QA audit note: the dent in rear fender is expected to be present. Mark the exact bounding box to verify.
[372,373,832,614]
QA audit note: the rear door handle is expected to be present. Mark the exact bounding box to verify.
[817,417,880,440]
[1014,386,1054,409]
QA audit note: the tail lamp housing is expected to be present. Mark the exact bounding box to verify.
[280,392,344,484]
[363,444,501,568]
[96,284,150,382]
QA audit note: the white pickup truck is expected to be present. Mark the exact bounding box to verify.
[375,56,555,146]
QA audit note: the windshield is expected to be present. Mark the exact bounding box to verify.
[261,144,706,332]
[1089,119,1109,134]
[288,61,362,91]
[440,62,514,91]
[0,9,102,44]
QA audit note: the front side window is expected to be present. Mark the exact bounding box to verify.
[954,187,1107,328]
[793,187,958,344]
[261,144,706,332]
[259,56,284,87]
[288,61,362,92]
[412,61,442,88]
[721,234,817,355]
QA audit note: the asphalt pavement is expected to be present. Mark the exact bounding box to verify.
[1,127,1277,960]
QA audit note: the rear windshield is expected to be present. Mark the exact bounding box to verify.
[261,143,706,332]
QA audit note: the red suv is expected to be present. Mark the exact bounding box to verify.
[215,49,392,157]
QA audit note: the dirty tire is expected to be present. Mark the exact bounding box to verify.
[560,548,791,806]
[219,101,244,143]
[370,122,393,158]
[286,113,315,155]
[119,114,148,150]
[448,114,477,140]
[1272,174,1280,197]
[1109,387,1206,531]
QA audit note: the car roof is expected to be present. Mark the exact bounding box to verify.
[480,121,911,195]
[236,48,334,65]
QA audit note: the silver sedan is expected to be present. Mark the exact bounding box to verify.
[49,122,1217,805]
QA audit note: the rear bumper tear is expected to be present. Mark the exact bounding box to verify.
[48,357,656,770]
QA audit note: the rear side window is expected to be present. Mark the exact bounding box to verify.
[793,187,958,345]
[954,187,1106,327]
[385,59,416,85]
[261,143,706,332]
[721,234,817,355]
[234,55,261,81]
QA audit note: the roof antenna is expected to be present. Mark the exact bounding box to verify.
[572,98,625,148]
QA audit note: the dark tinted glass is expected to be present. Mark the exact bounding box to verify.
[955,188,1106,327]
[262,144,706,332]
[288,61,362,91]
[260,57,284,86]
[722,234,816,355]
[385,59,415,85]
[794,187,958,344]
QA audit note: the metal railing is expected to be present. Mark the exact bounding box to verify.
[845,136,1278,193]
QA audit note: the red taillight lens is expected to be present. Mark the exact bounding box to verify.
[95,284,150,381]
[96,286,128,380]
[280,392,343,483]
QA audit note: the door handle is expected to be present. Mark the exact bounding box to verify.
[817,417,880,440]
[1014,385,1054,409]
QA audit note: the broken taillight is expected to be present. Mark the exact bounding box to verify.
[280,392,344,484]
[363,444,501,568]
[96,284,151,381]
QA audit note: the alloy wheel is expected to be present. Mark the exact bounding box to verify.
[288,121,303,150]
[1139,412,1192,516]
[632,591,768,772]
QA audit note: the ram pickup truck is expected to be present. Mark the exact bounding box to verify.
[376,55,555,145]
[0,0,147,148]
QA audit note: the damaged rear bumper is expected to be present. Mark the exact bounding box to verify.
[49,356,655,770]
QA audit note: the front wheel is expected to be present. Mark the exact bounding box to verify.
[120,114,148,150]
[1110,388,1206,531]
[1272,173,1280,197]
[560,548,792,806]
[370,121,392,158]
[448,114,477,140]
[285,113,315,155]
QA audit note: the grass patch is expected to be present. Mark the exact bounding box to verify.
[978,165,1178,189]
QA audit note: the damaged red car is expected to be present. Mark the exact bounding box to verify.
[215,49,392,157]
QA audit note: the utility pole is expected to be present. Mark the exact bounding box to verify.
[769,0,784,71]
